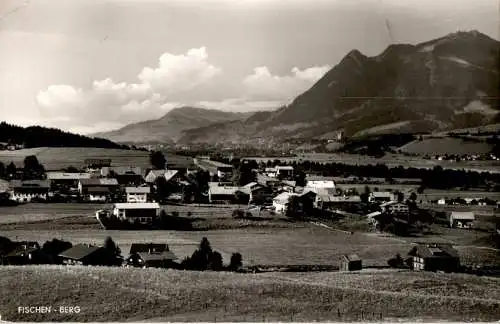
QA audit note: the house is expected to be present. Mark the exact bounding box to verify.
[58,244,112,266]
[208,186,250,204]
[243,182,273,205]
[409,243,460,272]
[87,187,110,202]
[272,192,298,213]
[305,180,335,191]
[84,159,112,176]
[437,198,446,205]
[78,178,119,197]
[46,172,91,193]
[257,174,281,190]
[366,211,382,226]
[9,180,50,202]
[381,202,410,214]
[1,241,46,265]
[449,211,475,229]
[264,167,277,177]
[368,191,396,203]
[112,202,160,225]
[315,195,361,209]
[275,166,294,179]
[126,186,150,203]
[100,166,142,178]
[339,254,362,271]
[126,243,177,268]
[195,159,234,181]
[145,170,166,184]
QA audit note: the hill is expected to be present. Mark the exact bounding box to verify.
[178,30,500,145]
[0,122,126,149]
[94,107,253,144]
[0,266,499,322]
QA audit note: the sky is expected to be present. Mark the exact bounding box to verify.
[0,0,498,134]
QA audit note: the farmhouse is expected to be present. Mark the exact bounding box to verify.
[381,201,410,214]
[59,244,111,266]
[449,211,475,229]
[409,243,460,272]
[125,186,150,203]
[438,198,446,205]
[1,241,45,265]
[339,254,362,271]
[243,182,273,205]
[315,195,361,209]
[112,202,160,225]
[368,191,396,203]
[78,178,119,196]
[101,166,142,178]
[305,180,335,190]
[264,167,278,177]
[275,165,294,179]
[195,159,234,181]
[272,192,298,213]
[9,180,50,202]
[208,186,250,204]
[126,243,177,268]
[46,172,91,193]
[87,187,110,202]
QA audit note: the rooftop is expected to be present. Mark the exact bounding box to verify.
[125,186,151,194]
[58,244,102,260]
[114,202,160,209]
[80,178,119,186]
[46,172,91,180]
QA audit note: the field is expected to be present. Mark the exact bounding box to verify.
[0,147,194,170]
[0,266,499,322]
[400,137,494,155]
[244,153,500,173]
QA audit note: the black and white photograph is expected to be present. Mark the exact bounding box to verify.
[0,0,499,322]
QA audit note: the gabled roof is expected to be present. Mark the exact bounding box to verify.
[164,170,179,182]
[137,251,177,262]
[281,180,296,187]
[58,244,102,260]
[79,178,119,186]
[5,245,40,257]
[46,172,91,180]
[209,186,244,196]
[87,187,110,194]
[243,182,258,188]
[411,243,459,259]
[113,202,160,209]
[10,180,50,189]
[342,254,361,262]
[276,165,293,170]
[130,243,168,254]
[450,211,475,220]
[126,187,151,194]
[370,191,395,197]
[273,192,298,202]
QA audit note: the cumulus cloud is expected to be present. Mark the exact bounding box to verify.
[242,65,330,101]
[36,47,221,133]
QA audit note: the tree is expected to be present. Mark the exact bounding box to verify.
[42,239,72,263]
[103,236,122,265]
[154,176,170,203]
[64,166,80,173]
[396,191,405,202]
[23,155,45,180]
[208,251,223,271]
[0,162,5,179]
[229,252,243,271]
[149,151,166,170]
[409,192,417,201]
[294,170,307,187]
[235,162,256,186]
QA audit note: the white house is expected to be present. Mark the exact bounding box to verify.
[368,191,396,203]
[437,198,446,205]
[276,166,294,179]
[449,211,475,229]
[272,192,298,213]
[264,167,277,177]
[9,180,50,203]
[306,180,335,190]
[112,202,160,225]
[126,186,150,203]
[87,187,109,202]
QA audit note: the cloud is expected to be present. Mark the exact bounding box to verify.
[36,47,221,133]
[242,65,330,101]
[197,98,282,112]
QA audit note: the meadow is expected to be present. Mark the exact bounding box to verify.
[0,265,499,322]
[244,152,500,173]
[0,147,194,170]
[400,137,494,155]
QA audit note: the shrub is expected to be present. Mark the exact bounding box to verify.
[229,252,243,271]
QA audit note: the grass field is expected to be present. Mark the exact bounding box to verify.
[400,137,494,155]
[244,153,500,173]
[0,266,499,322]
[0,147,194,170]
[417,189,500,202]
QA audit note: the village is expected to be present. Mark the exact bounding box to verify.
[0,151,499,276]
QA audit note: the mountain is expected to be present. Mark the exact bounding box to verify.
[179,30,500,144]
[0,122,127,149]
[94,107,253,143]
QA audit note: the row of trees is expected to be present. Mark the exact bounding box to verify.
[0,155,46,180]
[181,237,243,271]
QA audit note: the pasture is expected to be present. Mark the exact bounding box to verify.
[244,153,500,173]
[0,266,499,322]
[0,147,194,170]
[400,137,494,155]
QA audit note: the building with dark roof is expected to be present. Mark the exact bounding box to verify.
[58,244,111,266]
[9,180,50,202]
[339,254,362,271]
[126,243,177,268]
[409,243,460,272]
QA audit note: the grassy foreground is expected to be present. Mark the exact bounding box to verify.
[0,266,499,322]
